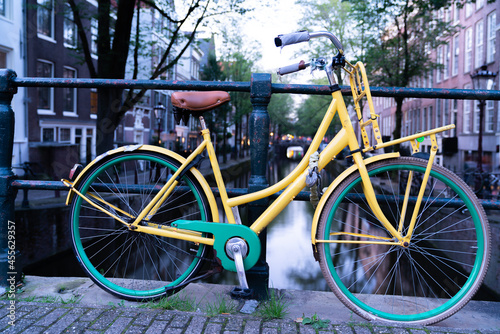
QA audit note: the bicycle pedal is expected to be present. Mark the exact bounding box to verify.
[230,287,254,300]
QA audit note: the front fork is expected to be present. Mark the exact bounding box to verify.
[354,134,439,247]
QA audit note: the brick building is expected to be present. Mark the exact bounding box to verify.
[374,0,499,174]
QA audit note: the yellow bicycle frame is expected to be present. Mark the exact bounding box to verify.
[63,61,454,250]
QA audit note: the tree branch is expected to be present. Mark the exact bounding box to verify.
[118,0,210,117]
[67,0,97,77]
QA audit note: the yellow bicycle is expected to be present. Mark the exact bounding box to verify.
[63,31,490,326]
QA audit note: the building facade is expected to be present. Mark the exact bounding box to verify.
[1,1,27,168]
[25,0,98,179]
[374,0,499,174]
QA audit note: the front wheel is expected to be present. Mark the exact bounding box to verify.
[317,157,490,325]
[69,150,213,301]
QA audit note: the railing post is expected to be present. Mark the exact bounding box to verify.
[245,73,271,300]
[0,69,18,293]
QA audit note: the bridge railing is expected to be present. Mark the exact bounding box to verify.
[2,68,500,297]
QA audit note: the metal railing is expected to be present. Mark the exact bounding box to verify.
[2,68,500,296]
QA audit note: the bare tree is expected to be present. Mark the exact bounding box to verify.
[67,0,249,154]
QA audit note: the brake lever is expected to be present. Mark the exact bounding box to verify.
[310,58,327,74]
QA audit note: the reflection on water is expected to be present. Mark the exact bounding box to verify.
[266,160,329,291]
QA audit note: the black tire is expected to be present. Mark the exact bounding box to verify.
[69,150,212,301]
[317,157,490,325]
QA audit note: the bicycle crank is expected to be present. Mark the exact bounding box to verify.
[226,238,250,290]
[171,220,261,273]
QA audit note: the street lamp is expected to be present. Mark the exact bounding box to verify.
[470,65,497,172]
[153,103,166,146]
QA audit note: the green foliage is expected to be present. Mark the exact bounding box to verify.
[140,294,198,312]
[294,79,341,138]
[296,0,356,83]
[268,80,295,137]
[204,295,238,316]
[301,313,331,330]
[257,289,290,320]
[108,299,126,309]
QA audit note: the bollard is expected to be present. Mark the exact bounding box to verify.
[0,69,19,293]
[243,73,272,300]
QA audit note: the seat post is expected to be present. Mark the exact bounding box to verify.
[199,116,207,130]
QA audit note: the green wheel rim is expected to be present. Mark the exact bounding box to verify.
[72,154,207,298]
[323,163,485,322]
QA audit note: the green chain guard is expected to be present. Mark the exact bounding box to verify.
[172,221,261,272]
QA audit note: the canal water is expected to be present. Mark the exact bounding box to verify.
[209,157,333,291]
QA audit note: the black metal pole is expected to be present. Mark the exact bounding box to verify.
[245,73,271,300]
[0,69,19,292]
[477,100,485,173]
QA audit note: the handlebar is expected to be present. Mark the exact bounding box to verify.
[277,60,309,76]
[274,30,344,55]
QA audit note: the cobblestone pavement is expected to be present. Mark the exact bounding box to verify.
[0,300,497,334]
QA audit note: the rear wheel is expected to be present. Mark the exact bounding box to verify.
[317,157,490,325]
[70,151,212,301]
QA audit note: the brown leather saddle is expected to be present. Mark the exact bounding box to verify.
[171,91,230,125]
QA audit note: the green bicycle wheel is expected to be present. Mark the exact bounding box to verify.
[70,151,212,301]
[317,157,490,325]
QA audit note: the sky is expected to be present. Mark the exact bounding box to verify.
[239,0,304,71]
[203,0,307,74]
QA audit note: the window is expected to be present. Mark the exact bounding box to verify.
[190,58,200,80]
[428,106,433,131]
[464,84,471,133]
[444,42,450,80]
[465,2,473,18]
[154,10,163,32]
[0,50,7,68]
[477,0,484,10]
[453,3,460,23]
[423,108,427,131]
[464,28,472,73]
[444,7,451,23]
[37,0,54,39]
[436,46,443,82]
[90,89,97,118]
[64,4,77,48]
[436,99,442,132]
[443,100,450,134]
[452,34,459,76]
[0,0,8,18]
[416,109,420,133]
[474,100,480,133]
[487,12,496,63]
[452,100,458,137]
[475,20,484,68]
[60,128,71,142]
[42,128,55,142]
[63,67,77,115]
[91,18,98,55]
[36,60,53,113]
[486,100,494,132]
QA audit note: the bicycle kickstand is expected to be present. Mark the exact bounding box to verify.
[226,238,254,299]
